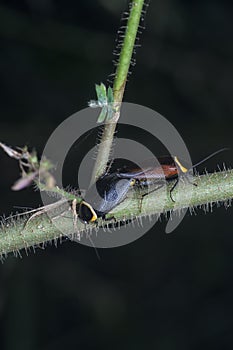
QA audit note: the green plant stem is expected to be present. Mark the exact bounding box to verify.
[113,0,144,103]
[108,170,233,220]
[91,0,145,183]
[1,170,232,257]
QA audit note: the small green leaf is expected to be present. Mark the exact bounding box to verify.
[97,106,108,123]
[92,84,115,122]
[96,83,107,105]
[107,86,114,103]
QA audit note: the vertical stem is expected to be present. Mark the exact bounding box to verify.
[91,0,145,183]
[113,0,145,102]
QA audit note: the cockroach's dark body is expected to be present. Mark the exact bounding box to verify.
[78,173,136,223]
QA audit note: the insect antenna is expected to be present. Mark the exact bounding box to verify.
[191,148,230,169]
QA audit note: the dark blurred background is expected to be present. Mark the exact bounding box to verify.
[0,0,233,349]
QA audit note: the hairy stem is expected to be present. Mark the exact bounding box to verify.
[107,170,233,220]
[91,0,145,183]
[113,0,144,103]
[0,170,232,257]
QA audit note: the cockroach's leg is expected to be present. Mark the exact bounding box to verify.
[139,183,165,211]
[24,208,46,227]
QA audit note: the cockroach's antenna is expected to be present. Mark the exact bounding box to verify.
[192,148,230,168]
